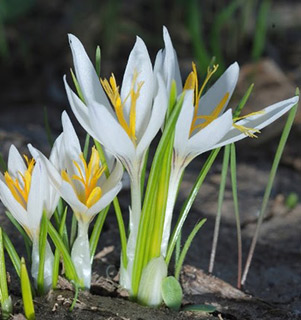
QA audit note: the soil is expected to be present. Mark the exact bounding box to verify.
[0,1,301,319]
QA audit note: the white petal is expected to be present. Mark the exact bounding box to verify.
[89,101,136,163]
[49,133,64,171]
[7,145,26,176]
[86,182,122,217]
[187,109,233,158]
[162,26,182,93]
[120,36,154,140]
[136,74,168,158]
[174,90,194,158]
[0,180,29,233]
[60,181,87,214]
[198,62,239,117]
[214,96,298,148]
[101,159,123,194]
[27,160,47,232]
[64,76,97,138]
[68,34,111,109]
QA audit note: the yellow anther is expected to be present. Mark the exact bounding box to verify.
[4,156,35,209]
[184,63,226,136]
[101,71,144,145]
[61,147,106,208]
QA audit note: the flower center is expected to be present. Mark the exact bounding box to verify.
[4,156,35,209]
[101,71,144,145]
[61,147,106,208]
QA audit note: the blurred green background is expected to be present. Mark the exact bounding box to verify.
[0,0,300,125]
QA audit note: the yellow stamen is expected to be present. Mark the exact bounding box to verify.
[232,110,265,138]
[101,71,144,145]
[184,63,228,136]
[4,156,35,209]
[61,147,106,208]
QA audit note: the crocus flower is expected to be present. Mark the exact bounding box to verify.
[29,111,123,288]
[0,145,56,290]
[64,34,169,287]
[155,27,299,256]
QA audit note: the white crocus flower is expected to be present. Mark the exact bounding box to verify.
[156,27,299,257]
[0,145,55,290]
[29,111,123,288]
[64,34,168,287]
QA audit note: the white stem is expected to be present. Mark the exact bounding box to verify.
[31,238,54,291]
[71,220,91,288]
[160,162,184,257]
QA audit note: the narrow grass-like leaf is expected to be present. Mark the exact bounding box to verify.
[132,94,184,296]
[37,212,48,295]
[140,148,149,198]
[5,211,32,261]
[43,106,54,147]
[70,214,77,249]
[52,206,68,288]
[208,145,230,274]
[230,143,242,288]
[20,257,35,320]
[233,83,254,118]
[95,45,101,77]
[69,284,79,312]
[182,304,216,313]
[166,149,220,266]
[175,219,206,280]
[89,206,110,264]
[174,231,181,272]
[252,0,270,61]
[3,230,21,277]
[242,91,299,286]
[47,220,80,286]
[0,151,7,172]
[70,68,84,102]
[94,140,127,268]
[0,227,12,319]
[161,276,183,311]
[83,134,90,160]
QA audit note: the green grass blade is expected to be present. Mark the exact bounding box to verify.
[37,212,48,295]
[0,227,12,319]
[89,206,110,264]
[70,214,77,249]
[252,0,271,61]
[70,68,85,102]
[52,206,68,288]
[94,140,127,268]
[3,230,21,277]
[5,211,32,261]
[20,257,35,320]
[166,148,220,266]
[140,148,149,198]
[95,45,101,77]
[230,143,242,288]
[132,94,184,296]
[174,231,181,271]
[47,220,80,286]
[0,151,7,172]
[175,219,207,280]
[83,134,91,160]
[208,145,230,274]
[233,83,254,118]
[242,92,299,286]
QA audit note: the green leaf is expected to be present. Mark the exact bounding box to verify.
[182,304,216,313]
[37,212,48,295]
[83,134,91,160]
[20,257,35,320]
[52,206,68,288]
[161,276,183,311]
[89,206,110,264]
[175,219,206,280]
[47,220,81,286]
[95,45,101,77]
[2,230,21,277]
[70,68,85,102]
[285,192,298,209]
[166,149,219,266]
